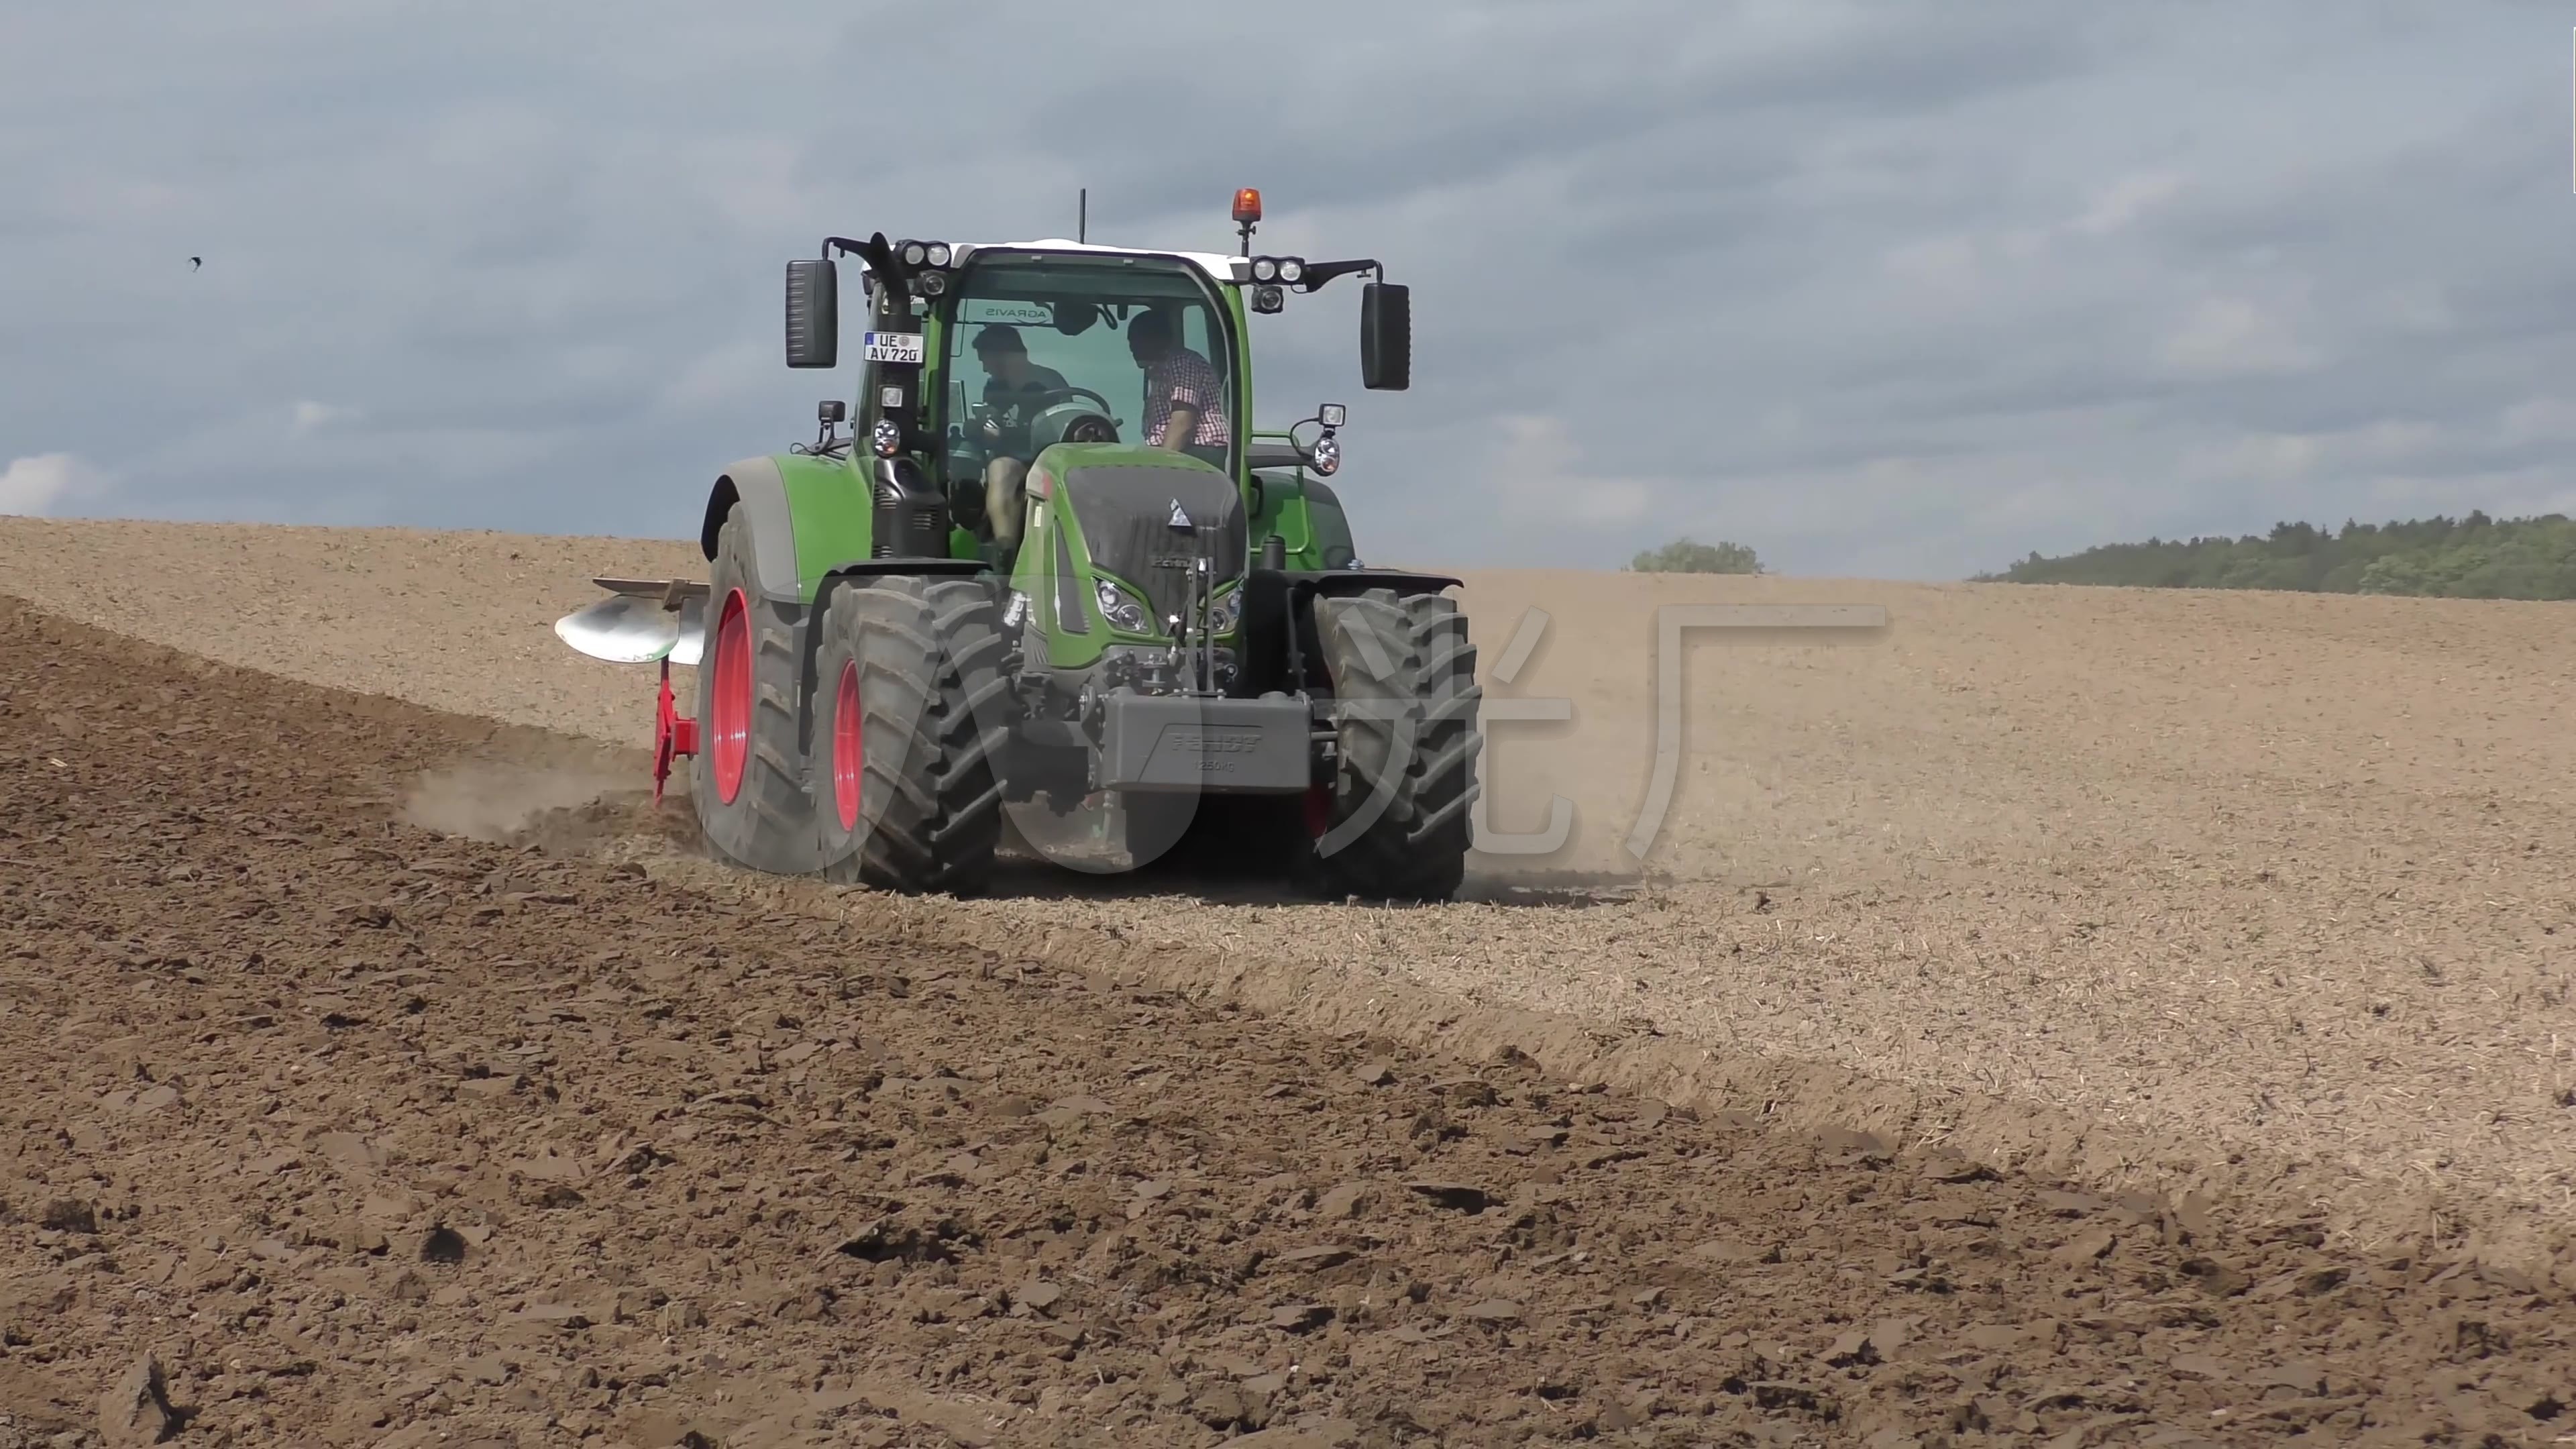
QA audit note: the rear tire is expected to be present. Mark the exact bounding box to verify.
[694,505,818,874]
[812,576,1010,895]
[1301,588,1482,902]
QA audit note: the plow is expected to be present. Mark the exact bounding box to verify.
[555,190,1484,900]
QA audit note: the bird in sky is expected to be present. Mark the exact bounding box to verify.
[190,257,201,270]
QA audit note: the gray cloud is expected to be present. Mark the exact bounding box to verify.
[1,2,2564,574]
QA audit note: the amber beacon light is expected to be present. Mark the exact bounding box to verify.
[1233,187,1265,253]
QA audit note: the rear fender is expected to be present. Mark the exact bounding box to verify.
[698,453,875,605]
[700,457,800,602]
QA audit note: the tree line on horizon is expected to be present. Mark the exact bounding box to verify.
[1973,512,2576,600]
[1628,537,1764,574]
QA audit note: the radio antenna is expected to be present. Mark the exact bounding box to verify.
[1078,189,1087,244]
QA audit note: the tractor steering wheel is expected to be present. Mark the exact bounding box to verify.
[1030,387,1122,447]
[1034,386,1116,414]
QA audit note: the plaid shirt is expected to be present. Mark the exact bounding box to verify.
[1141,347,1230,447]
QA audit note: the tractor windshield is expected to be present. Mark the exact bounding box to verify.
[939,252,1240,477]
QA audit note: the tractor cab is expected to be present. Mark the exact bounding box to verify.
[943,255,1242,474]
[782,199,1409,580]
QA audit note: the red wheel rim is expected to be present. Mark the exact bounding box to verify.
[833,659,864,831]
[1303,782,1332,840]
[710,588,752,804]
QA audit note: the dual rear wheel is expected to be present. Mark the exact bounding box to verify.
[693,506,1005,894]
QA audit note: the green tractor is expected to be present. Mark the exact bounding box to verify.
[555,191,1482,900]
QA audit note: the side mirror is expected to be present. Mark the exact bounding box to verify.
[1360,282,1409,392]
[818,399,848,425]
[786,259,839,369]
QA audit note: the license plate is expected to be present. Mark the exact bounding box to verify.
[862,331,924,364]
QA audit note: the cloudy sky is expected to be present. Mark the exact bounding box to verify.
[2,1,2565,578]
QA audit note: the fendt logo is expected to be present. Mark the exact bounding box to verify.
[1167,731,1258,753]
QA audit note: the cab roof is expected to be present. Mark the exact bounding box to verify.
[953,239,1251,284]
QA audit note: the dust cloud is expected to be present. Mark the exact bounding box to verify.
[398,759,637,843]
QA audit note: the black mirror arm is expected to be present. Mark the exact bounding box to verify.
[823,233,910,289]
[1292,258,1383,294]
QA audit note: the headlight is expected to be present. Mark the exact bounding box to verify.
[1208,586,1242,635]
[1277,257,1305,284]
[1309,432,1341,476]
[916,270,948,296]
[900,240,928,266]
[926,242,951,266]
[1095,577,1152,634]
[1002,590,1029,630]
[1251,258,1279,282]
[871,417,903,458]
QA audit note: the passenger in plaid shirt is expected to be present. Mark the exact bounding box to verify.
[1126,309,1231,464]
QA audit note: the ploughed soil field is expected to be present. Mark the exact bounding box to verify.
[4,517,2576,1446]
[5,604,2575,1449]
[4,517,2574,1278]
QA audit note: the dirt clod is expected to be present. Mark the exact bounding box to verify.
[1269,1303,1332,1332]
[97,1353,175,1447]
[2180,1256,2251,1297]
[2055,1226,2119,1264]
[1271,1244,1357,1271]
[1404,1181,1491,1213]
[1316,1181,1369,1219]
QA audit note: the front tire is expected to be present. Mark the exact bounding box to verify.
[694,505,818,874]
[1301,588,1483,902]
[812,577,1010,895]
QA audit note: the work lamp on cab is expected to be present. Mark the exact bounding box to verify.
[1251,258,1279,282]
[899,239,928,266]
[925,242,951,266]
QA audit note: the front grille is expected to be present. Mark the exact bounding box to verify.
[1062,464,1246,636]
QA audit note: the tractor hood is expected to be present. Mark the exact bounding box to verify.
[1041,445,1246,629]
